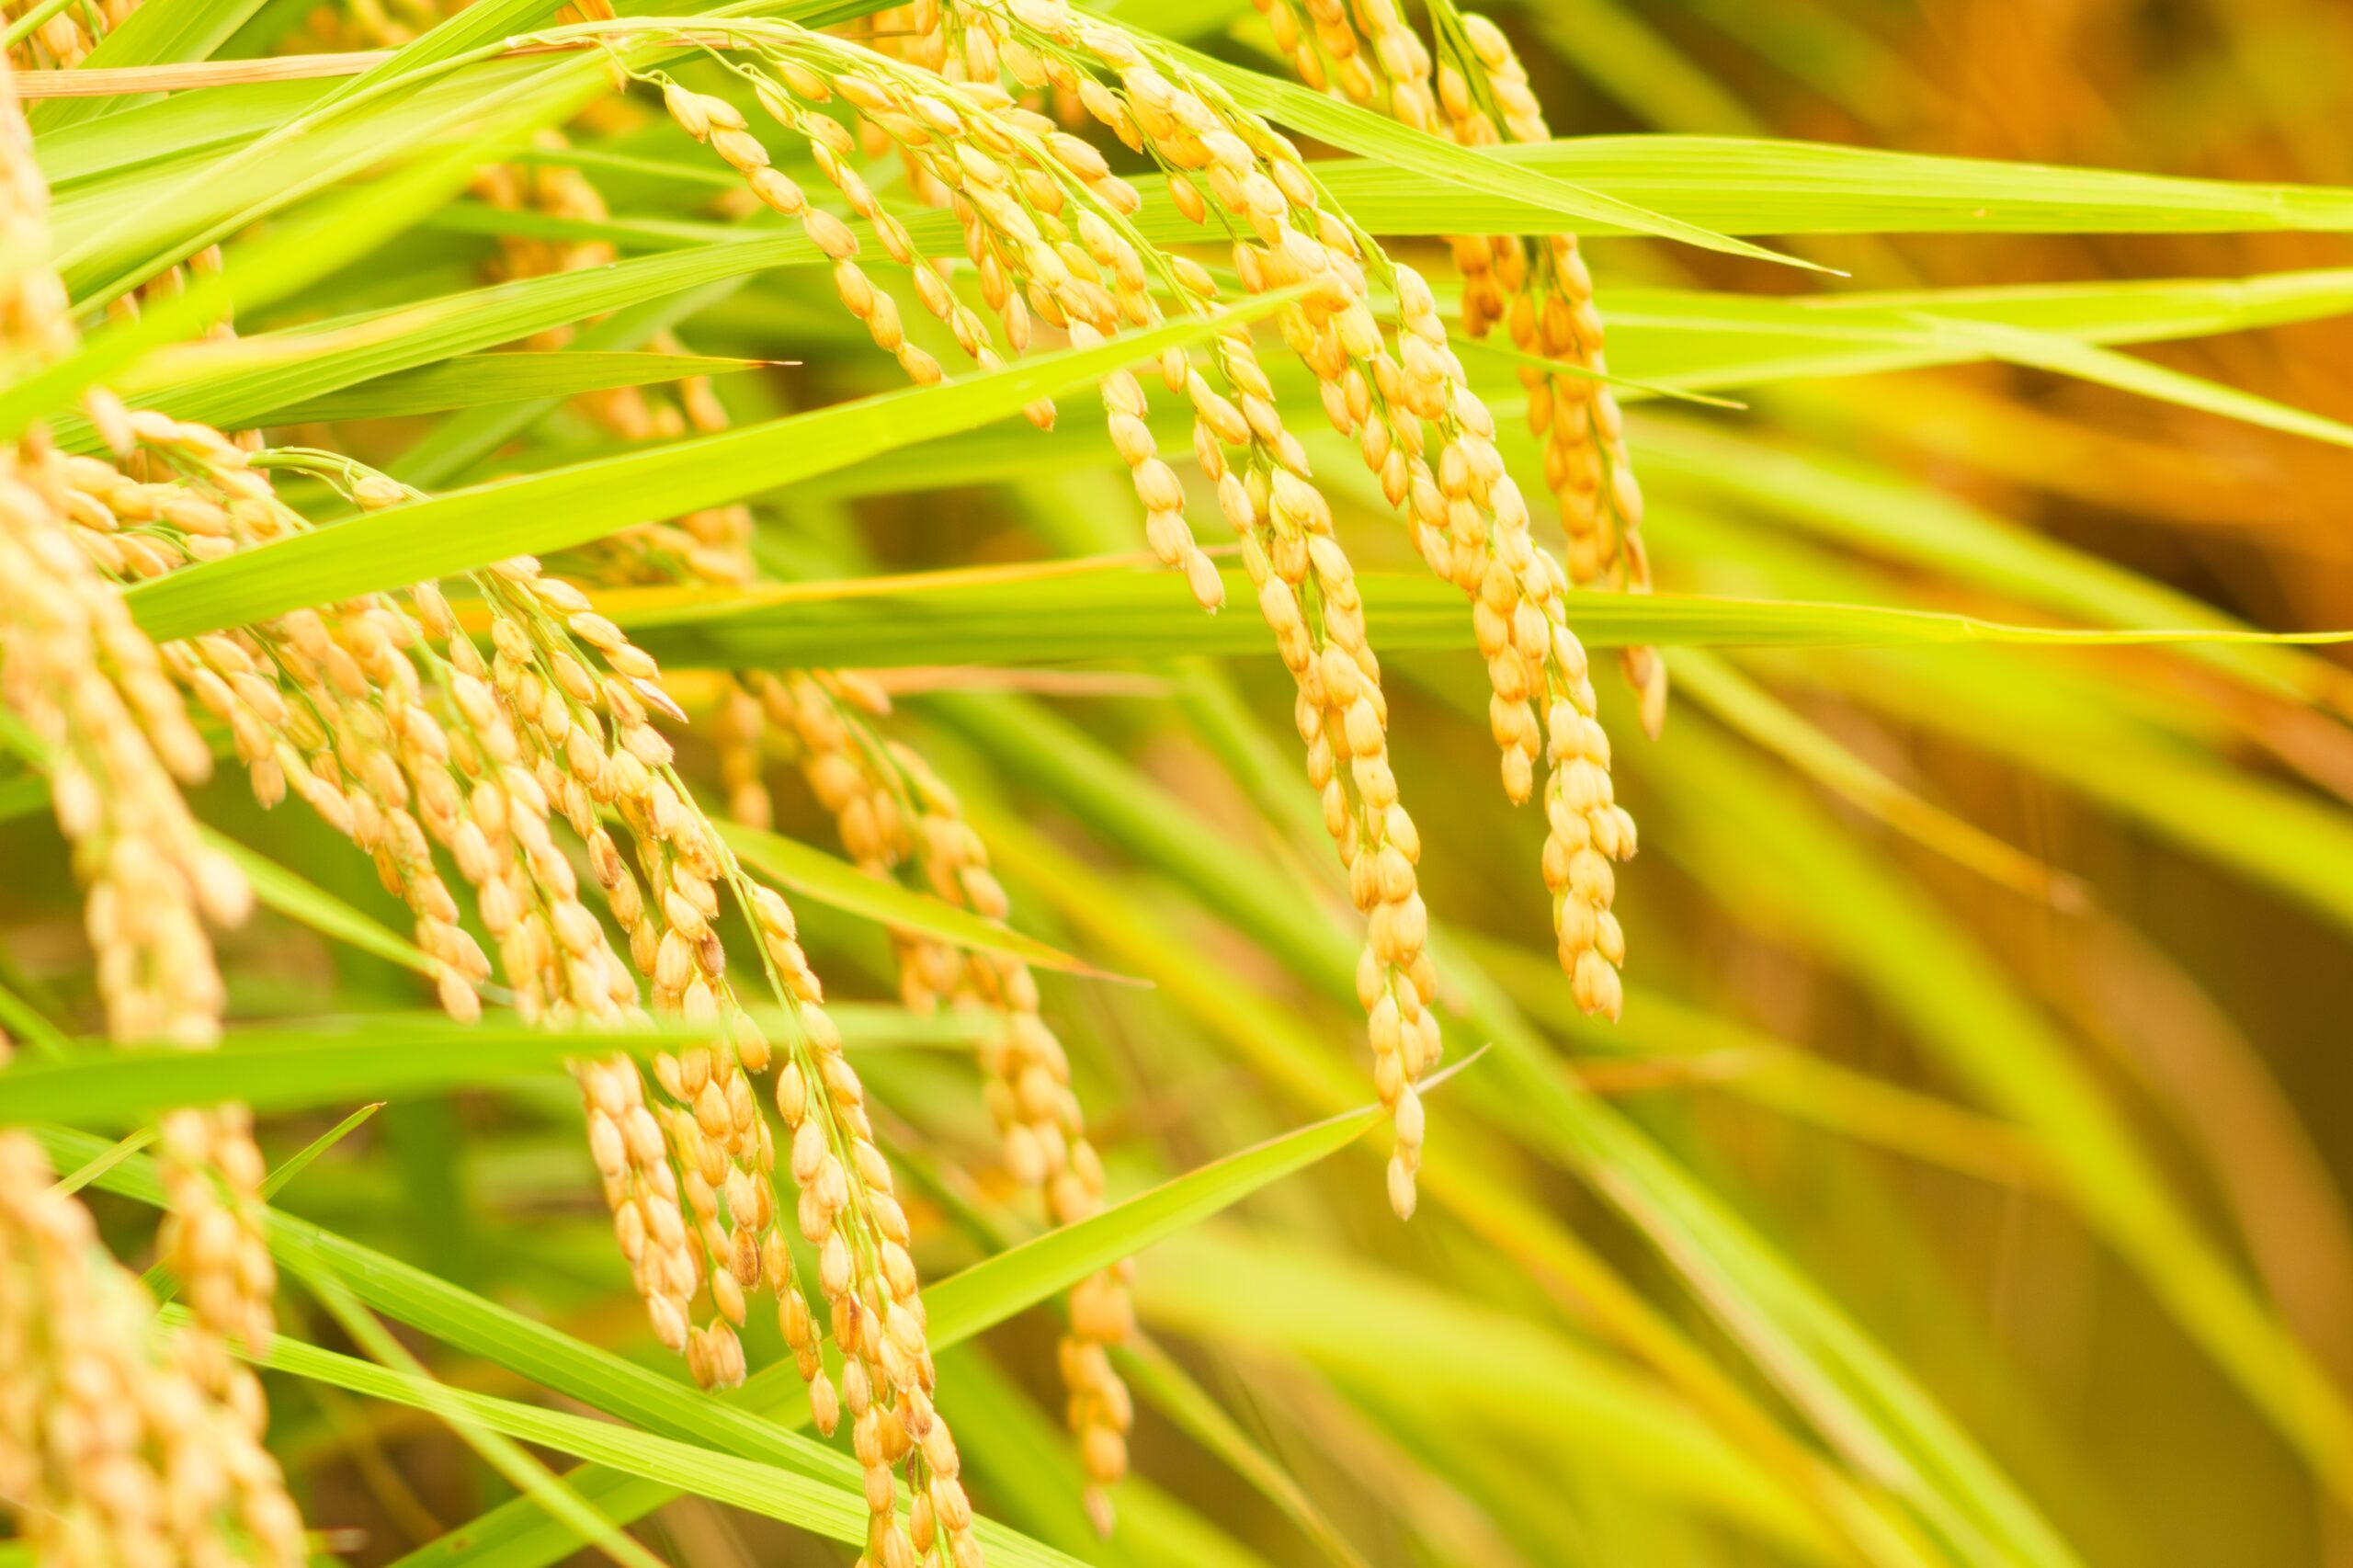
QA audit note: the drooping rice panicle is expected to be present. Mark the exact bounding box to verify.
[53,427,722,1379]
[870,0,1633,1172]
[60,434,498,1025]
[755,668,1137,1529]
[1188,324,1444,1215]
[93,436,970,1561]
[0,439,244,1049]
[0,451,291,1397]
[119,444,757,1379]
[999,2,1633,1017]
[456,76,1142,1503]
[1432,10,1665,733]
[2,82,301,1468]
[756,14,1440,1195]
[475,555,790,1376]
[1245,0,1438,129]
[256,447,987,1563]
[574,10,1540,1208]
[61,423,713,1430]
[1239,1,1665,731]
[647,54,1229,603]
[165,69,973,1506]
[0,1132,307,1567]
[656,69,1065,427]
[2,86,241,1055]
[446,63,1146,1500]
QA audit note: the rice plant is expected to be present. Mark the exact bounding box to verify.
[4,0,2353,1562]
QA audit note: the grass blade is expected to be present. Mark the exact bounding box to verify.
[1305,135,2353,236]
[253,350,767,424]
[28,0,274,131]
[286,1265,673,1568]
[1168,42,1818,271]
[600,562,2353,671]
[261,1104,383,1199]
[1919,312,2353,449]
[0,1018,671,1125]
[1667,648,2085,907]
[717,819,1138,983]
[206,833,449,982]
[123,290,1306,641]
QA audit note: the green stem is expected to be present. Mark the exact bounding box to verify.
[1,0,84,54]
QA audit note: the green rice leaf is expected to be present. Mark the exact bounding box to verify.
[3,133,513,441]
[282,1267,676,1568]
[81,237,817,443]
[1303,136,2353,236]
[240,1313,1089,1568]
[309,0,575,110]
[48,1129,154,1196]
[1779,649,2353,940]
[33,78,330,188]
[252,350,768,424]
[1593,268,2353,393]
[600,562,2353,671]
[205,833,447,981]
[924,1082,1419,1347]
[0,1018,673,1125]
[56,57,606,308]
[1166,43,1817,270]
[28,0,274,132]
[1666,648,2084,906]
[1627,416,2347,705]
[261,1103,383,1199]
[122,290,1307,641]
[0,976,70,1061]
[1916,312,2353,449]
[717,819,1135,982]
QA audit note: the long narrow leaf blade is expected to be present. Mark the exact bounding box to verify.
[124,290,1305,641]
